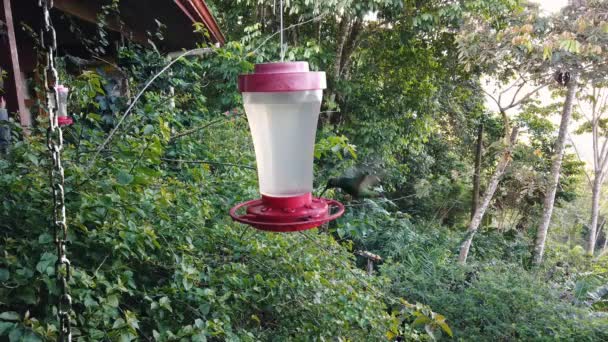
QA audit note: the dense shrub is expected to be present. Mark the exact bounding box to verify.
[335,205,608,341]
[0,46,402,340]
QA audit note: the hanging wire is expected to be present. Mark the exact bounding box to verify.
[280,0,285,61]
[252,13,326,55]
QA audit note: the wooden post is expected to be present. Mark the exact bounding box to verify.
[366,259,373,276]
[0,97,9,154]
[356,250,382,276]
[1,0,30,128]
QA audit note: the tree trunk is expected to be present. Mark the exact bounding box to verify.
[339,17,362,80]
[366,259,373,276]
[533,75,578,265]
[602,225,608,253]
[459,126,519,264]
[471,123,484,219]
[330,15,363,126]
[333,17,351,80]
[588,179,602,254]
[595,216,606,244]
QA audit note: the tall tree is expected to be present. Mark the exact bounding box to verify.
[471,121,484,219]
[458,1,608,263]
[534,73,579,265]
[575,86,608,256]
[460,126,519,263]
[533,1,608,263]
[456,4,551,263]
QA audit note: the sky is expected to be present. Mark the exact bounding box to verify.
[535,0,569,14]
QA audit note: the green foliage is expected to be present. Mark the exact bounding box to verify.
[3,0,608,340]
[343,209,608,340]
[0,46,406,340]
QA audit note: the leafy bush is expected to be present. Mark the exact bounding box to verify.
[0,44,404,340]
[381,227,608,340]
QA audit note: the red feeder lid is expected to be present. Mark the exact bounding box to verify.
[230,193,344,232]
[57,116,73,126]
[238,61,326,92]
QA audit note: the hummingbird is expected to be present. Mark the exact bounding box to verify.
[320,172,381,199]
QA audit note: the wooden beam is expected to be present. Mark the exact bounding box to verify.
[173,0,196,23]
[2,0,29,127]
[53,0,147,45]
[191,0,225,45]
[175,0,225,45]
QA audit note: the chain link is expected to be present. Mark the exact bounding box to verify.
[38,1,72,340]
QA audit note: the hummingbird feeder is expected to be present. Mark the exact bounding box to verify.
[229,62,345,232]
[55,85,73,126]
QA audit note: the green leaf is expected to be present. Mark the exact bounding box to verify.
[16,287,36,305]
[112,318,126,329]
[119,333,135,342]
[38,233,53,244]
[0,268,8,282]
[199,303,210,315]
[159,296,173,312]
[192,333,207,342]
[183,277,193,291]
[543,45,552,60]
[143,124,155,135]
[26,154,38,166]
[438,321,453,337]
[84,296,98,308]
[0,322,14,335]
[21,331,43,342]
[35,253,57,276]
[412,315,431,326]
[107,295,119,308]
[8,327,22,342]
[90,329,105,339]
[116,171,134,186]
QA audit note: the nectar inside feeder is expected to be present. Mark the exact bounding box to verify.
[55,85,73,126]
[229,61,345,232]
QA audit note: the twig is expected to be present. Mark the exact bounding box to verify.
[166,48,213,60]
[87,48,215,170]
[169,116,240,143]
[93,254,110,279]
[92,56,127,77]
[161,158,256,170]
[505,82,548,110]
[343,195,417,207]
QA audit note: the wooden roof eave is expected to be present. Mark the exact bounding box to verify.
[174,0,225,46]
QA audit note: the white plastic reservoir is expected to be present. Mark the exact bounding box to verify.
[242,90,322,197]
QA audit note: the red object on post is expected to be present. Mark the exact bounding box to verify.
[230,62,344,232]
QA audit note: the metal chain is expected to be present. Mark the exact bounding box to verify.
[38,1,72,340]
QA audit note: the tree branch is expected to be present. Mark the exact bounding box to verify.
[168,117,239,143]
[161,158,256,170]
[504,82,547,111]
[86,48,215,170]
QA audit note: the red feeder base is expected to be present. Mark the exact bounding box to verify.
[57,116,73,126]
[230,192,344,232]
